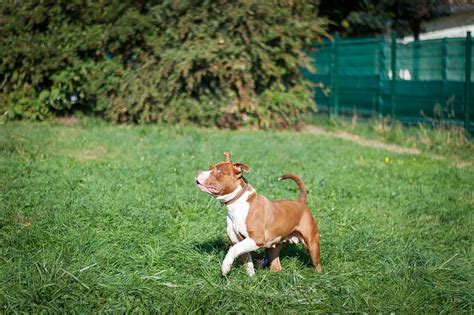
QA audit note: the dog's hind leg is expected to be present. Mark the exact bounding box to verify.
[305,231,322,273]
[265,244,283,272]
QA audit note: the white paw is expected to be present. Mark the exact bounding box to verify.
[246,266,255,276]
[221,257,233,276]
[222,262,232,276]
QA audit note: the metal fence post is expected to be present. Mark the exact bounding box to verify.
[464,31,472,134]
[330,33,340,117]
[390,32,397,119]
[441,38,448,99]
[329,37,334,118]
[413,40,420,81]
[377,35,385,116]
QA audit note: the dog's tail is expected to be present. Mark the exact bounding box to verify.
[278,173,307,204]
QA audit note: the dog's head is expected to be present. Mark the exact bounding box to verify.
[195,152,249,197]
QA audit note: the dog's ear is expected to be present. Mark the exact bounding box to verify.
[233,162,250,173]
[224,151,231,162]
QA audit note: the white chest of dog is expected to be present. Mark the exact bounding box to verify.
[225,189,254,243]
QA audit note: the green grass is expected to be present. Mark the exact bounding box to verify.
[1,120,473,313]
[306,114,474,162]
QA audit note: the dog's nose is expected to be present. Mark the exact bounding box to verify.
[196,170,211,185]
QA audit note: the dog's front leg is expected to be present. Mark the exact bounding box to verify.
[222,238,259,276]
[238,253,255,276]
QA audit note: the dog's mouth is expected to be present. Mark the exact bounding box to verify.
[195,179,221,195]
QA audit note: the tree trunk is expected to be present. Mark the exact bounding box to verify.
[411,19,421,41]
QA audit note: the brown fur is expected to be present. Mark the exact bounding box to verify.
[201,162,247,195]
[196,152,322,273]
[246,195,322,272]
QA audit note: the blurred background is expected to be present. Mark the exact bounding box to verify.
[1,0,473,130]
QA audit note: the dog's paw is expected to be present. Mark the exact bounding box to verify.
[246,266,256,276]
[221,257,233,276]
[315,264,323,273]
[221,262,232,276]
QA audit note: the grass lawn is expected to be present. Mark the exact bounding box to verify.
[1,121,472,313]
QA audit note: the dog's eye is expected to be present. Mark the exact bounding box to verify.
[213,169,222,177]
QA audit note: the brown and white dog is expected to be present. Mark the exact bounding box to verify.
[195,152,322,276]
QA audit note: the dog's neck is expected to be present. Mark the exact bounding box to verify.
[217,183,255,205]
[216,184,244,203]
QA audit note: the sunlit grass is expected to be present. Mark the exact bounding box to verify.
[306,114,474,162]
[1,121,472,312]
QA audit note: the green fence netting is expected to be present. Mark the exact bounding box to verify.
[304,32,474,132]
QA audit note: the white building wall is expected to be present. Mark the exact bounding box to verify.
[402,10,474,43]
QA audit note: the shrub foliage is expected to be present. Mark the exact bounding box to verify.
[0,0,327,128]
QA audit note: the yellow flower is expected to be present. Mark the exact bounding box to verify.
[384,157,390,163]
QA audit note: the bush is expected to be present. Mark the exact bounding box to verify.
[0,0,327,128]
[0,1,150,118]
